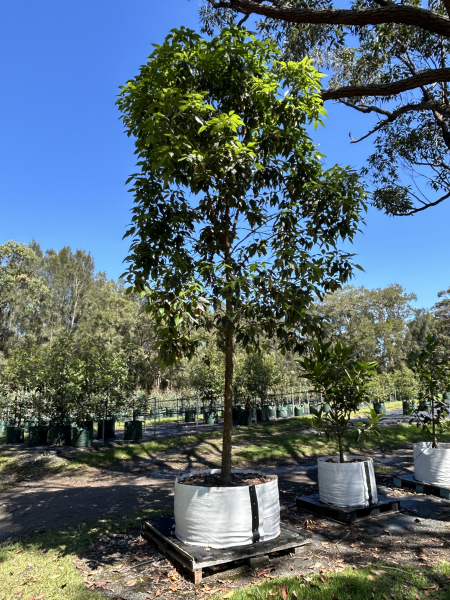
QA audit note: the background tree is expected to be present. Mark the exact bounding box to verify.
[317,284,417,369]
[117,26,367,482]
[0,241,48,359]
[39,245,96,338]
[202,0,450,216]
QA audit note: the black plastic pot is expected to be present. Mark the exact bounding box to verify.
[97,420,116,440]
[238,410,252,426]
[373,402,386,415]
[185,409,196,423]
[124,420,143,440]
[257,406,270,423]
[6,426,24,444]
[72,426,92,448]
[49,424,71,445]
[232,406,241,421]
[402,400,415,416]
[28,426,48,445]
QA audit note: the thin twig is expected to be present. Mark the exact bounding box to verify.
[335,531,350,547]
[120,558,159,572]
[378,565,410,574]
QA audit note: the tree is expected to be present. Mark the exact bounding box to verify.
[317,284,417,369]
[298,338,379,462]
[202,0,450,216]
[117,27,367,482]
[39,246,96,338]
[0,241,48,358]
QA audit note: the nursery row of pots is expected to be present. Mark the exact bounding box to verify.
[0,419,145,447]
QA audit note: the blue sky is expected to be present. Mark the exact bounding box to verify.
[1,0,448,309]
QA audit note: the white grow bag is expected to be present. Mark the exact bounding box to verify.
[174,469,280,549]
[414,442,450,487]
[317,456,378,507]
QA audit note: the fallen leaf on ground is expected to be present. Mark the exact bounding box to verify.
[371,570,387,576]
[281,584,288,600]
[49,574,61,580]
[126,579,137,587]
[367,575,376,581]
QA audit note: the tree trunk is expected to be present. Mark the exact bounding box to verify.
[338,433,345,463]
[432,395,438,448]
[221,196,234,485]
[221,321,234,483]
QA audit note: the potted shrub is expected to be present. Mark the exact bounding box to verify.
[393,366,418,416]
[409,335,450,486]
[368,372,390,415]
[124,390,146,440]
[298,339,383,507]
[118,27,366,547]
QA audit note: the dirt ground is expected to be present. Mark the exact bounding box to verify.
[1,442,449,599]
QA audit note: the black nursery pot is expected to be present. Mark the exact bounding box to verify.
[49,424,72,446]
[184,410,196,423]
[28,426,48,446]
[124,420,143,440]
[97,420,116,440]
[6,426,24,444]
[373,401,386,415]
[72,426,92,448]
[402,400,415,416]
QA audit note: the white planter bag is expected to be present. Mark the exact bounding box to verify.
[317,456,378,508]
[414,442,450,487]
[174,469,280,549]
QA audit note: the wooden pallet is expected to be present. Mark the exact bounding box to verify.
[393,473,450,499]
[296,494,401,523]
[141,516,311,583]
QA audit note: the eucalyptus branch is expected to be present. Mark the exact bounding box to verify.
[208,0,450,37]
[322,68,450,101]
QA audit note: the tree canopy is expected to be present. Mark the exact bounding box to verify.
[117,26,367,481]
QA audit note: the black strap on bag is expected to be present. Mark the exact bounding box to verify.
[364,462,374,505]
[249,485,260,543]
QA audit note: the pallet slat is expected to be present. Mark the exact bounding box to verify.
[296,494,400,523]
[393,473,450,499]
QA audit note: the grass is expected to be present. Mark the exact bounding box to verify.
[220,562,450,600]
[0,506,169,600]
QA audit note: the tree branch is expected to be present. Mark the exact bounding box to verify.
[322,68,450,100]
[349,100,450,143]
[396,190,450,215]
[209,0,450,37]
